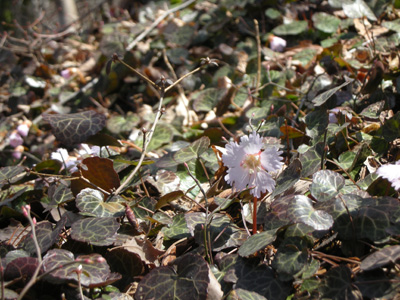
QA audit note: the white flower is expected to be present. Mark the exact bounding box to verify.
[51,148,78,171]
[17,123,30,137]
[269,35,287,53]
[222,132,284,198]
[376,161,400,190]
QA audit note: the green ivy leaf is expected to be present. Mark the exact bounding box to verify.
[70,217,120,246]
[23,217,67,255]
[185,212,247,251]
[342,0,377,21]
[321,265,362,299]
[238,230,277,257]
[173,136,210,163]
[272,236,310,279]
[361,245,400,271]
[312,12,340,33]
[272,159,302,199]
[76,188,125,217]
[310,170,345,202]
[224,256,289,300]
[161,213,191,241]
[192,88,225,112]
[299,142,324,178]
[107,113,140,134]
[135,253,209,300]
[312,79,354,107]
[289,195,334,230]
[272,20,308,35]
[43,249,118,287]
[42,111,106,146]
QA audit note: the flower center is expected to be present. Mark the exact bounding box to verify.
[241,153,262,174]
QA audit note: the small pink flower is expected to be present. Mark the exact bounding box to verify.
[9,131,23,147]
[376,160,400,190]
[269,35,287,52]
[222,132,283,198]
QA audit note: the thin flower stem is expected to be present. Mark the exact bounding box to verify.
[183,162,212,264]
[17,261,43,300]
[77,270,84,300]
[114,90,165,196]
[115,56,157,89]
[254,19,261,94]
[252,196,258,235]
[164,67,201,93]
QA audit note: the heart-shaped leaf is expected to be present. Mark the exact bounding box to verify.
[107,113,140,134]
[71,157,120,197]
[23,217,67,255]
[224,256,289,300]
[299,142,324,178]
[272,20,308,35]
[321,265,361,299]
[161,213,191,241]
[271,159,302,199]
[4,257,41,281]
[185,212,247,251]
[70,217,120,246]
[135,253,209,300]
[272,236,310,279]
[312,79,354,106]
[46,183,74,209]
[312,12,340,33]
[42,111,106,146]
[0,166,26,186]
[43,249,116,287]
[361,245,400,271]
[76,188,125,217]
[288,195,333,230]
[342,0,377,21]
[238,229,278,257]
[310,170,345,202]
[174,136,210,164]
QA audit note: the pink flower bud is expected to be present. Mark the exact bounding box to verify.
[32,217,37,225]
[22,206,28,217]
[96,257,105,263]
[9,131,23,148]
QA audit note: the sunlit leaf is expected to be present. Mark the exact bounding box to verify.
[312,12,340,33]
[310,170,345,202]
[70,217,120,246]
[43,249,119,287]
[272,20,308,35]
[342,0,377,21]
[238,229,277,257]
[76,188,125,217]
[312,79,354,107]
[289,195,334,230]
[174,136,210,163]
